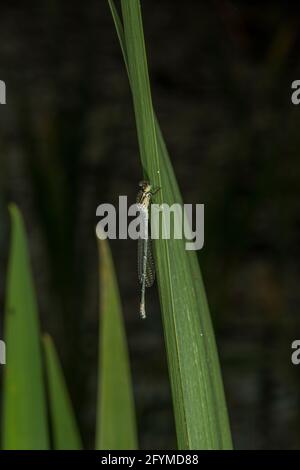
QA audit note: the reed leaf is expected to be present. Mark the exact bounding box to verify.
[96,236,137,450]
[2,204,49,449]
[108,0,232,449]
[43,334,82,450]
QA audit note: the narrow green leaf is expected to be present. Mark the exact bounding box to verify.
[109,0,233,449]
[96,236,137,450]
[2,204,49,449]
[43,334,82,450]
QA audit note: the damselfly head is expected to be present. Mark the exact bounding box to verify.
[139,180,152,193]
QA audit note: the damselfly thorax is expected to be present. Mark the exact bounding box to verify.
[136,180,152,208]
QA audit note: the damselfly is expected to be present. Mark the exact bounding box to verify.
[136,180,160,319]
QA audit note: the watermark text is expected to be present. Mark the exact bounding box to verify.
[96,197,204,251]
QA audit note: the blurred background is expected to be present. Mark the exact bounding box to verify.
[0,0,300,450]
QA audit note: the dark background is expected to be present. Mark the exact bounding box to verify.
[0,0,300,450]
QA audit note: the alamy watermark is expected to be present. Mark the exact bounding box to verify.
[96,196,204,250]
[0,80,6,104]
[291,340,300,365]
[291,80,300,105]
[0,340,6,365]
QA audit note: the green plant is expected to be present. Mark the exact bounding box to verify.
[43,334,82,450]
[96,236,137,450]
[1,205,83,449]
[2,204,49,450]
[0,1,232,450]
[108,0,232,449]
[1,204,136,450]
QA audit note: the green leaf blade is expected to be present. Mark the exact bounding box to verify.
[43,334,83,450]
[110,0,233,449]
[96,236,137,450]
[2,204,49,450]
